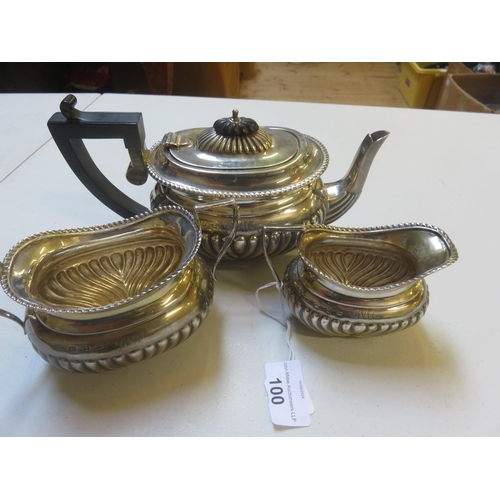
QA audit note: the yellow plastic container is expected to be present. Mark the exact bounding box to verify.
[399,62,448,109]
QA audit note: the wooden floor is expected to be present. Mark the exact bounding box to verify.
[239,62,408,108]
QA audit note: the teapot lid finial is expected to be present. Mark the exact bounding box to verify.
[213,110,260,137]
[197,110,272,154]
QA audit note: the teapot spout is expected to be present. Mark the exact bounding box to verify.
[323,130,389,224]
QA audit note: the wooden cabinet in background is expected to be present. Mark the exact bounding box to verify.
[0,62,256,98]
[139,62,175,95]
[171,62,244,98]
[140,62,255,98]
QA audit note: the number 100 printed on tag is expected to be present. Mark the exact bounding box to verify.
[265,360,314,427]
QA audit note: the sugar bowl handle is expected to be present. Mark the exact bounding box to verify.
[0,263,24,329]
[194,199,240,279]
[0,309,24,329]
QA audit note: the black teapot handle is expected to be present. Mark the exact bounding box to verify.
[47,95,149,218]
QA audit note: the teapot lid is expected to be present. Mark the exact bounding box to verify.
[146,110,329,197]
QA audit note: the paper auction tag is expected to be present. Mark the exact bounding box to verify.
[264,360,314,427]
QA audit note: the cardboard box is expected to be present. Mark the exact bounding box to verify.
[436,74,500,113]
[446,62,474,75]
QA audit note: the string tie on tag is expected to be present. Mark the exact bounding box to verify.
[255,281,295,361]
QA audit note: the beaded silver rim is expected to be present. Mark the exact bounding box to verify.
[296,222,459,293]
[146,134,330,199]
[0,206,202,315]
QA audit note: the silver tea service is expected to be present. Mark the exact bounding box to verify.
[0,97,460,373]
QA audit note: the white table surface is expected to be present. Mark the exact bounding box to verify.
[0,93,100,182]
[0,92,498,437]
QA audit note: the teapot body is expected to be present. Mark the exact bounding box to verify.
[151,179,330,259]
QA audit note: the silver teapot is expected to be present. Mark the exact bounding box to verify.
[48,95,389,260]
